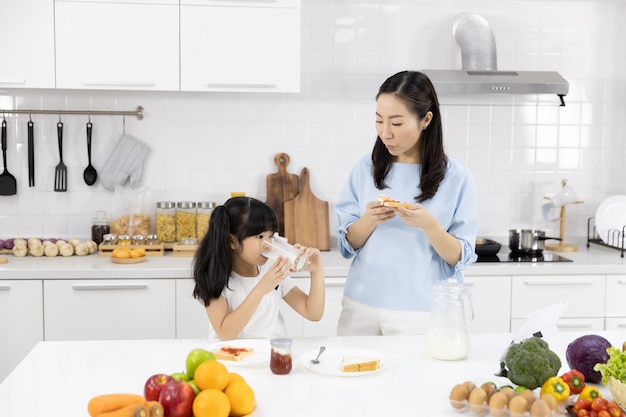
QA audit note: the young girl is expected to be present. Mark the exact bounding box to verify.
[193,196,325,340]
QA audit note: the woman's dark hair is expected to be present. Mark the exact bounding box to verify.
[372,70,447,203]
[193,196,278,306]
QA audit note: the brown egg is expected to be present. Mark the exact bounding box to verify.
[480,382,497,400]
[519,389,536,408]
[498,386,515,401]
[530,399,552,417]
[463,380,477,392]
[468,387,488,415]
[539,393,558,411]
[488,392,509,417]
[449,383,470,409]
[509,395,529,415]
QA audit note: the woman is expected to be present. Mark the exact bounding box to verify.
[335,70,477,336]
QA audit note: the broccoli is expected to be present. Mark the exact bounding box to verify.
[496,336,561,390]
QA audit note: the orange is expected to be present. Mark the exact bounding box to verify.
[224,381,255,417]
[194,360,229,391]
[193,389,230,417]
[226,372,246,388]
[112,248,131,258]
[134,247,146,256]
[129,249,141,258]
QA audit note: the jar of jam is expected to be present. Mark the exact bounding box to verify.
[269,338,293,375]
[91,210,110,245]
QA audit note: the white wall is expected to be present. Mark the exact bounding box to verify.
[0,0,625,245]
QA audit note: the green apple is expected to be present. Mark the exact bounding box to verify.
[188,380,200,395]
[171,372,190,382]
[185,348,216,379]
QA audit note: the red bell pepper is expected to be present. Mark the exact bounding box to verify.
[562,369,586,394]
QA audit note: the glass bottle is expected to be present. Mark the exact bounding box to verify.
[176,201,197,242]
[269,338,293,374]
[196,201,216,241]
[156,201,176,243]
[91,210,110,245]
[424,282,473,361]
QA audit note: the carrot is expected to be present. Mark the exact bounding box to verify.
[145,401,164,417]
[87,393,146,417]
[96,403,148,417]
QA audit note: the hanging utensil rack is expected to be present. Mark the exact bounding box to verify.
[587,217,626,258]
[0,106,143,120]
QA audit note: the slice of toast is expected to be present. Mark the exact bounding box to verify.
[340,355,380,372]
[211,345,254,362]
[377,194,411,209]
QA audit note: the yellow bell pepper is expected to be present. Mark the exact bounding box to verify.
[577,385,602,402]
[540,376,571,402]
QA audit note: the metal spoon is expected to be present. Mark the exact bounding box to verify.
[83,122,97,186]
[310,346,326,364]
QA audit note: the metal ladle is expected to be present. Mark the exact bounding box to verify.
[310,346,326,364]
[83,121,97,186]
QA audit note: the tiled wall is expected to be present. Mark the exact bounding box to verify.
[1,0,625,245]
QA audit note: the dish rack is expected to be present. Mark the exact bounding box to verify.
[586,217,626,257]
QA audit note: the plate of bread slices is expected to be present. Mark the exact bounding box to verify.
[300,347,388,377]
[377,194,412,208]
[208,339,270,366]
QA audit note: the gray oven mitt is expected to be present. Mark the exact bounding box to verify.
[100,134,150,190]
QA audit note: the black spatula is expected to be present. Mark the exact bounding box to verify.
[0,118,17,196]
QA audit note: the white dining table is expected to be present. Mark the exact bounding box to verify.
[0,331,622,417]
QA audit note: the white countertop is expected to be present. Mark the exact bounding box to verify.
[0,331,622,417]
[1,237,625,280]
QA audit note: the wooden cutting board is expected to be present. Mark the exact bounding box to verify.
[266,153,299,236]
[284,167,330,251]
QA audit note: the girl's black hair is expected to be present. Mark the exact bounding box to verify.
[372,70,447,203]
[192,196,278,306]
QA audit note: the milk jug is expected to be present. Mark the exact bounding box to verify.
[424,281,474,360]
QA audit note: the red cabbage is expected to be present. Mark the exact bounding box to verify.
[566,334,612,383]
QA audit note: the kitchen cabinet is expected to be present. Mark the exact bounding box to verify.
[463,276,511,333]
[511,275,606,332]
[180,0,301,93]
[280,277,344,337]
[43,279,176,340]
[54,0,179,91]
[175,278,210,339]
[604,275,626,330]
[0,0,55,88]
[0,280,43,383]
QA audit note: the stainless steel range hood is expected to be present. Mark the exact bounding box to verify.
[423,14,569,106]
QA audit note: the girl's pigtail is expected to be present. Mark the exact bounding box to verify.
[193,205,233,306]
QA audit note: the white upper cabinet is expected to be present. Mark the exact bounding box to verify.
[180,0,301,93]
[0,0,55,88]
[54,0,180,91]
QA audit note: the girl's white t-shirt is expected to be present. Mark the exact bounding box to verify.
[208,263,297,341]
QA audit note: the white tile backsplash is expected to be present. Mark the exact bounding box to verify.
[1,0,625,245]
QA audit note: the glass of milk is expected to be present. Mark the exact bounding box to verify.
[262,233,309,272]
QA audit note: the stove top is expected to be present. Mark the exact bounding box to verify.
[476,252,573,263]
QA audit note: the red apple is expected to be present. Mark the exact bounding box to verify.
[144,373,174,402]
[158,380,195,417]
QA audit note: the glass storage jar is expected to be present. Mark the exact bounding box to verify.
[156,201,176,243]
[91,210,110,245]
[176,201,197,242]
[269,338,293,375]
[196,201,216,241]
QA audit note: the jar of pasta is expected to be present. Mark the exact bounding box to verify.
[176,201,197,242]
[156,201,176,243]
[196,201,216,241]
